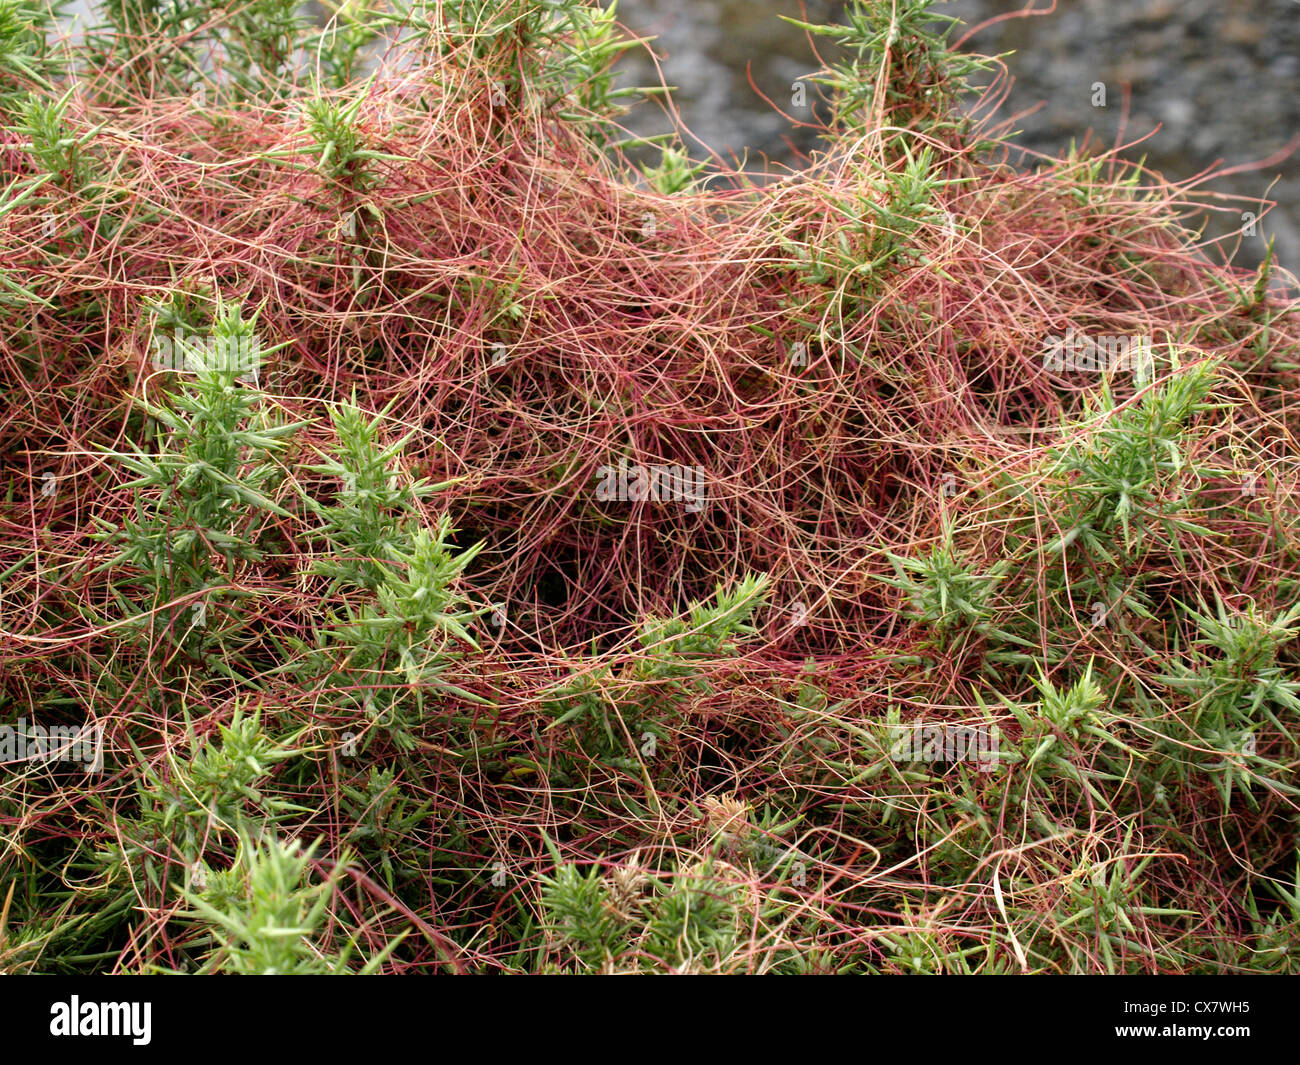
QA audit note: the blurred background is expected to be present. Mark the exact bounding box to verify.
[615,0,1300,273]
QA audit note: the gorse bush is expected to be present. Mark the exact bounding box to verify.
[0,0,1298,974]
[543,575,769,770]
[540,853,783,974]
[785,0,993,148]
[92,302,301,659]
[181,831,404,975]
[305,397,457,595]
